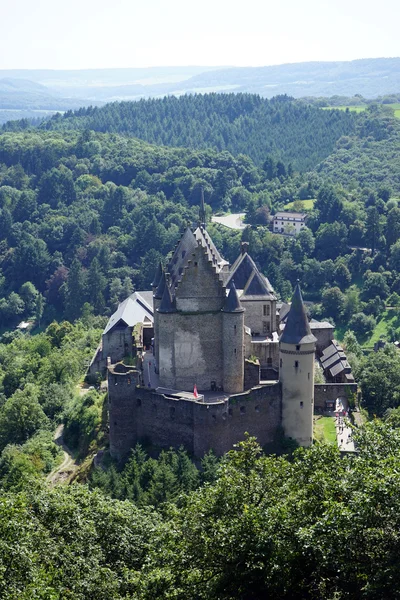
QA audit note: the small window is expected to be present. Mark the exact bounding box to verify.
[181,250,186,259]
[234,325,236,333]
[296,345,300,351]
[234,348,237,355]
[263,322,268,334]
[308,372,310,380]
[194,261,198,267]
[267,305,270,316]
[295,361,299,368]
[280,358,282,368]
[263,304,267,316]
[300,401,303,408]
[212,414,217,421]
[127,378,131,385]
[255,406,260,413]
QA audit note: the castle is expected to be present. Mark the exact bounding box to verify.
[91,208,357,459]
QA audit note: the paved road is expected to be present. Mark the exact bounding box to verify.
[212,213,246,230]
[335,398,356,452]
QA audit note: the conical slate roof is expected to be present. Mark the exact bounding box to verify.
[151,261,163,288]
[154,271,166,300]
[222,282,244,313]
[158,283,176,313]
[280,283,316,345]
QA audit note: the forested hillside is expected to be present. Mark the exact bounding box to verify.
[3,430,400,598]
[2,90,400,597]
[39,94,357,171]
[317,106,400,191]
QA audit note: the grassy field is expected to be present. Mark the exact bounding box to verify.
[314,416,337,444]
[321,105,367,113]
[388,103,400,118]
[363,308,400,349]
[322,104,400,118]
[284,199,315,211]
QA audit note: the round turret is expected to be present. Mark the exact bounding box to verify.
[222,283,245,394]
[279,283,316,447]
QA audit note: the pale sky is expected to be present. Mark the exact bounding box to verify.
[0,0,399,70]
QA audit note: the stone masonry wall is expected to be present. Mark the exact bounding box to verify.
[158,311,224,391]
[314,383,358,410]
[241,299,276,336]
[108,366,282,459]
[102,324,133,364]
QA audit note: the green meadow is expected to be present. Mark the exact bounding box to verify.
[314,416,337,444]
[322,104,400,118]
[284,199,316,211]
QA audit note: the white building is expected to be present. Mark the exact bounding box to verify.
[273,212,307,235]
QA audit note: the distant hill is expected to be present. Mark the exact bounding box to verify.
[1,59,398,103]
[176,58,400,99]
[40,93,357,171]
[0,77,103,123]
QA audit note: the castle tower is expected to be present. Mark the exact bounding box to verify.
[222,283,245,394]
[279,283,316,447]
[153,270,166,371]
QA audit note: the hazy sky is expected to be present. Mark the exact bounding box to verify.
[1,0,399,70]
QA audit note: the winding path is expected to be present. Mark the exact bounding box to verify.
[46,424,78,486]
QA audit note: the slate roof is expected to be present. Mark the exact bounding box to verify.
[193,226,227,270]
[309,320,335,330]
[280,283,316,345]
[158,284,176,313]
[226,252,275,300]
[167,226,228,296]
[222,283,244,313]
[103,291,154,335]
[151,262,163,288]
[154,271,167,300]
[167,227,198,291]
[321,340,343,360]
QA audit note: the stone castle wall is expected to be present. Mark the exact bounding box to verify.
[102,324,133,365]
[158,311,224,391]
[314,383,358,409]
[241,299,276,335]
[108,366,281,459]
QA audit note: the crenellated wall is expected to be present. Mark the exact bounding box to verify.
[108,365,281,459]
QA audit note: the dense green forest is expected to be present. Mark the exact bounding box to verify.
[3,430,400,598]
[2,92,400,597]
[38,94,357,171]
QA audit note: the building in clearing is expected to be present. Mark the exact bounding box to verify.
[95,216,357,459]
[273,211,307,235]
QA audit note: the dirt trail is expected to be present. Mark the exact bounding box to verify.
[46,424,78,486]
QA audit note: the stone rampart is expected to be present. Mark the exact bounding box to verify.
[314,383,358,410]
[108,365,282,459]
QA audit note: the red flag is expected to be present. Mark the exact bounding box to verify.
[193,384,198,398]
